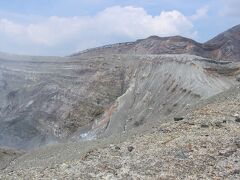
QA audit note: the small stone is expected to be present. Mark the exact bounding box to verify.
[186,122,195,126]
[109,144,115,150]
[235,117,240,122]
[174,117,184,121]
[234,139,240,148]
[158,128,171,133]
[115,146,121,150]
[109,144,114,148]
[215,122,223,128]
[219,148,237,157]
[232,169,240,175]
[233,113,239,117]
[236,77,240,82]
[127,146,134,152]
[201,124,209,128]
[223,120,227,123]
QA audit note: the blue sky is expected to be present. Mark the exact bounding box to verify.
[0,0,239,56]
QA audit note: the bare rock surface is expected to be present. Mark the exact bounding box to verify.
[0,54,133,149]
[0,53,238,150]
[1,86,240,179]
[205,24,240,61]
[0,148,24,170]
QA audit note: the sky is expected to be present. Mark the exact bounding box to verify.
[0,0,239,56]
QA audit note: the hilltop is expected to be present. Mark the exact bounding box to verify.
[73,25,240,62]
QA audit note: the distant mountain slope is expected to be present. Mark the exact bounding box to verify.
[72,25,240,62]
[71,36,207,58]
[204,24,240,61]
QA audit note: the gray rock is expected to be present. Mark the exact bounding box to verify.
[115,146,121,150]
[235,117,240,122]
[174,117,184,121]
[201,124,209,128]
[127,146,134,152]
[234,138,240,148]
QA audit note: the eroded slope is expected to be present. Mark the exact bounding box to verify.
[2,86,240,179]
[0,55,132,149]
[0,54,239,151]
[83,55,239,139]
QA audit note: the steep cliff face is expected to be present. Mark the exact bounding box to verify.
[0,55,132,149]
[78,55,239,139]
[0,52,238,150]
[73,25,240,62]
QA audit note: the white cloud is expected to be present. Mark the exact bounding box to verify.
[0,6,197,55]
[190,6,209,21]
[0,16,87,46]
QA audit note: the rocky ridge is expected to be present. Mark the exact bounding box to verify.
[73,25,240,62]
